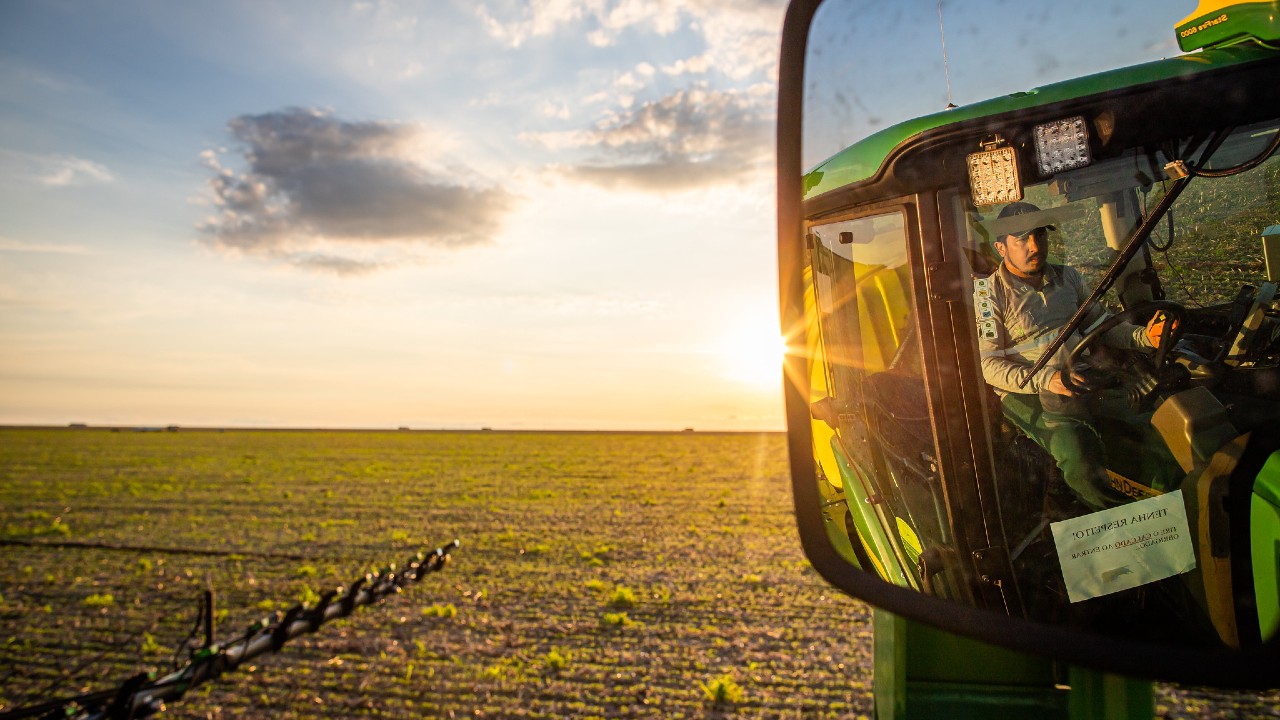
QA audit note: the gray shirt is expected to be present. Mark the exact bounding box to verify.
[976,262,1151,396]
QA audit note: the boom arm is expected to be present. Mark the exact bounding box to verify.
[1,540,460,720]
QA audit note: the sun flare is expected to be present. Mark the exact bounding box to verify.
[719,321,788,388]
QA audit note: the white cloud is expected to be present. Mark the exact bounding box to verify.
[306,0,441,88]
[524,84,774,192]
[398,61,424,81]
[586,28,614,48]
[198,107,515,273]
[472,0,781,53]
[474,0,783,185]
[0,149,116,187]
[42,155,115,186]
[591,0,684,44]
[518,128,593,152]
[540,101,572,119]
[475,0,785,80]
[475,0,589,48]
[288,252,384,277]
[684,0,786,82]
[662,54,711,76]
[615,71,645,93]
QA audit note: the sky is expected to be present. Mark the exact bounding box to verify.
[803,0,1184,168]
[0,0,789,431]
[0,0,1190,431]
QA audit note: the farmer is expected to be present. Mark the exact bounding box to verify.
[977,201,1172,512]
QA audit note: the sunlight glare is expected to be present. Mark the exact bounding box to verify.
[719,320,788,388]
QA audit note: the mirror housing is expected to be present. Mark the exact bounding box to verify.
[777,0,1280,688]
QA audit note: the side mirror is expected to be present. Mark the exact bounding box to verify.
[777,0,1280,687]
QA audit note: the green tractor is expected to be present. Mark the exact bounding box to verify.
[778,0,1280,710]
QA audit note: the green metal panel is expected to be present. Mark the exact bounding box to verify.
[1253,451,1280,642]
[873,610,1155,720]
[802,45,1278,200]
[1065,668,1156,720]
[832,438,914,588]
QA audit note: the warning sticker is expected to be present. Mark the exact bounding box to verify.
[973,277,995,335]
[1050,490,1196,603]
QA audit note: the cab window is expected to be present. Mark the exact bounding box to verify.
[807,211,959,596]
[950,121,1280,626]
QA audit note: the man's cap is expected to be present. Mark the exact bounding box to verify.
[995,201,1056,240]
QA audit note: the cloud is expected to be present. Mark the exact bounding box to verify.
[662,54,711,76]
[39,156,115,187]
[335,4,431,86]
[290,253,382,277]
[476,0,680,49]
[198,108,514,272]
[540,100,571,119]
[524,85,773,192]
[678,0,786,82]
[475,0,782,193]
[0,149,115,187]
[475,0,785,80]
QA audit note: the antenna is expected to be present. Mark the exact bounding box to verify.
[937,0,957,109]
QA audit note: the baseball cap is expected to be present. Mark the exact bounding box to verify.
[996,201,1056,239]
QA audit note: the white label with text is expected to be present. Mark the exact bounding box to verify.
[1051,490,1196,603]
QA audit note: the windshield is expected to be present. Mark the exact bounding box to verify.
[955,122,1280,310]
[953,121,1280,635]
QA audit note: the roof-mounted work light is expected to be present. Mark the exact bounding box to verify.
[967,135,1022,207]
[1033,116,1092,176]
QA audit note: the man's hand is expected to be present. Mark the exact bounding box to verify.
[1045,369,1078,396]
[1146,309,1179,348]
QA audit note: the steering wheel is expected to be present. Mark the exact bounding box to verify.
[1061,300,1187,397]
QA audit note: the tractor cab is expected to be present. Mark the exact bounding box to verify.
[793,2,1280,653]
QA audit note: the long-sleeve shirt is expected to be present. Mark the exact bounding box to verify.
[976,262,1152,396]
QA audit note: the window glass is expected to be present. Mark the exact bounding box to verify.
[807,211,962,596]
[953,122,1280,624]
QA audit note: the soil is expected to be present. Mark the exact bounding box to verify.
[0,428,1275,718]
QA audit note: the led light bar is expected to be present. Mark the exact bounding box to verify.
[967,145,1022,207]
[1034,116,1092,176]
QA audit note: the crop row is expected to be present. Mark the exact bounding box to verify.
[3,428,1277,718]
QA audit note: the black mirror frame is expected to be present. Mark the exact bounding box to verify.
[775,0,1280,689]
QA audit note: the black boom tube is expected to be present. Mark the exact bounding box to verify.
[2,539,460,720]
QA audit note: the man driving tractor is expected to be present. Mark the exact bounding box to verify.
[978,201,1175,513]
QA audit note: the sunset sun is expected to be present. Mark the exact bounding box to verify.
[719,320,788,388]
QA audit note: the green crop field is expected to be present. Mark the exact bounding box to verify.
[0,428,1276,718]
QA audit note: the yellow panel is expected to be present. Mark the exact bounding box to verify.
[856,264,911,374]
[1177,0,1270,27]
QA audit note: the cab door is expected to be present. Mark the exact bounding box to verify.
[802,196,1018,613]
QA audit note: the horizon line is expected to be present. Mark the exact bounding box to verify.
[1,423,786,435]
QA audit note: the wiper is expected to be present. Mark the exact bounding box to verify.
[1017,129,1233,389]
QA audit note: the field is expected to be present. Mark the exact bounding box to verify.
[1,428,1277,719]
